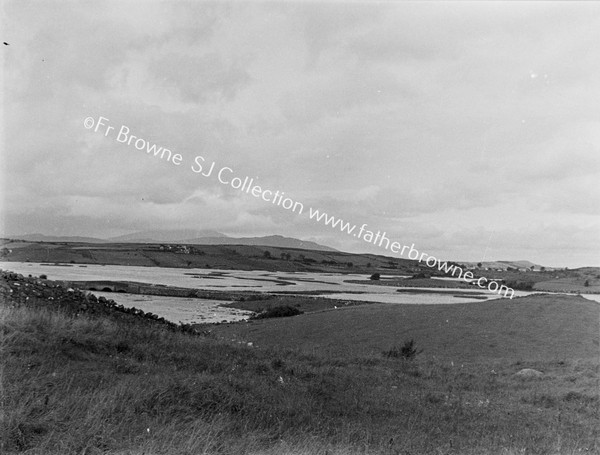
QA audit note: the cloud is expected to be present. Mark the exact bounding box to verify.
[2,1,600,266]
[149,52,250,103]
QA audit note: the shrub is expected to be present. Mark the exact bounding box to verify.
[505,280,534,291]
[39,274,48,280]
[271,358,285,369]
[383,339,421,360]
[411,272,430,279]
[370,273,380,280]
[251,305,303,320]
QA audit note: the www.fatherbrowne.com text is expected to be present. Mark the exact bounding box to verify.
[84,115,515,299]
[306,211,514,299]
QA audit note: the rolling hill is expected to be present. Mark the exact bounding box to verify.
[2,231,337,252]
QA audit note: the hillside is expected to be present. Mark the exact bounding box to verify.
[213,294,600,361]
[2,272,599,454]
[0,239,416,273]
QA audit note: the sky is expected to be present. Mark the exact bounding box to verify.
[1,1,599,268]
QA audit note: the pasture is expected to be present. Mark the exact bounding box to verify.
[2,273,598,454]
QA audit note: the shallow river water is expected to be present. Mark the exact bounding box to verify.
[2,262,597,324]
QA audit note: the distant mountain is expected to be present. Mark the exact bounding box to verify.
[107,229,227,243]
[6,234,106,243]
[105,230,337,252]
[183,235,338,252]
[3,230,337,252]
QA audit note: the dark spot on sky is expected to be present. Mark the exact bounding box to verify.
[3,42,9,46]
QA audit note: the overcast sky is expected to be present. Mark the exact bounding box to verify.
[2,1,599,267]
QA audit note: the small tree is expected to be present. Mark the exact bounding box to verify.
[263,250,271,259]
[477,262,482,268]
[584,279,590,287]
[370,273,381,280]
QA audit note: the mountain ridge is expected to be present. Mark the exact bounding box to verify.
[3,231,338,252]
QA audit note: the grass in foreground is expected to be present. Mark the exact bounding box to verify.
[2,296,599,455]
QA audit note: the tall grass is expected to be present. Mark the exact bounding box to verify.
[1,304,598,454]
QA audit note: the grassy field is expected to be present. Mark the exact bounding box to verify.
[2,275,599,454]
[212,294,600,362]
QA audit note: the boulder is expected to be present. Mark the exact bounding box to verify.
[514,368,543,379]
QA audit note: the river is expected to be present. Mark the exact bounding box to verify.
[2,262,597,324]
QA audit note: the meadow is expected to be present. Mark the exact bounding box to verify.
[214,294,599,361]
[2,272,598,455]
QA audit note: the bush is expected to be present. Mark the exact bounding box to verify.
[411,272,430,279]
[39,274,48,280]
[370,273,380,280]
[383,339,421,360]
[251,305,303,320]
[505,280,534,291]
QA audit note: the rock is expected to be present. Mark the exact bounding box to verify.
[514,368,543,379]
